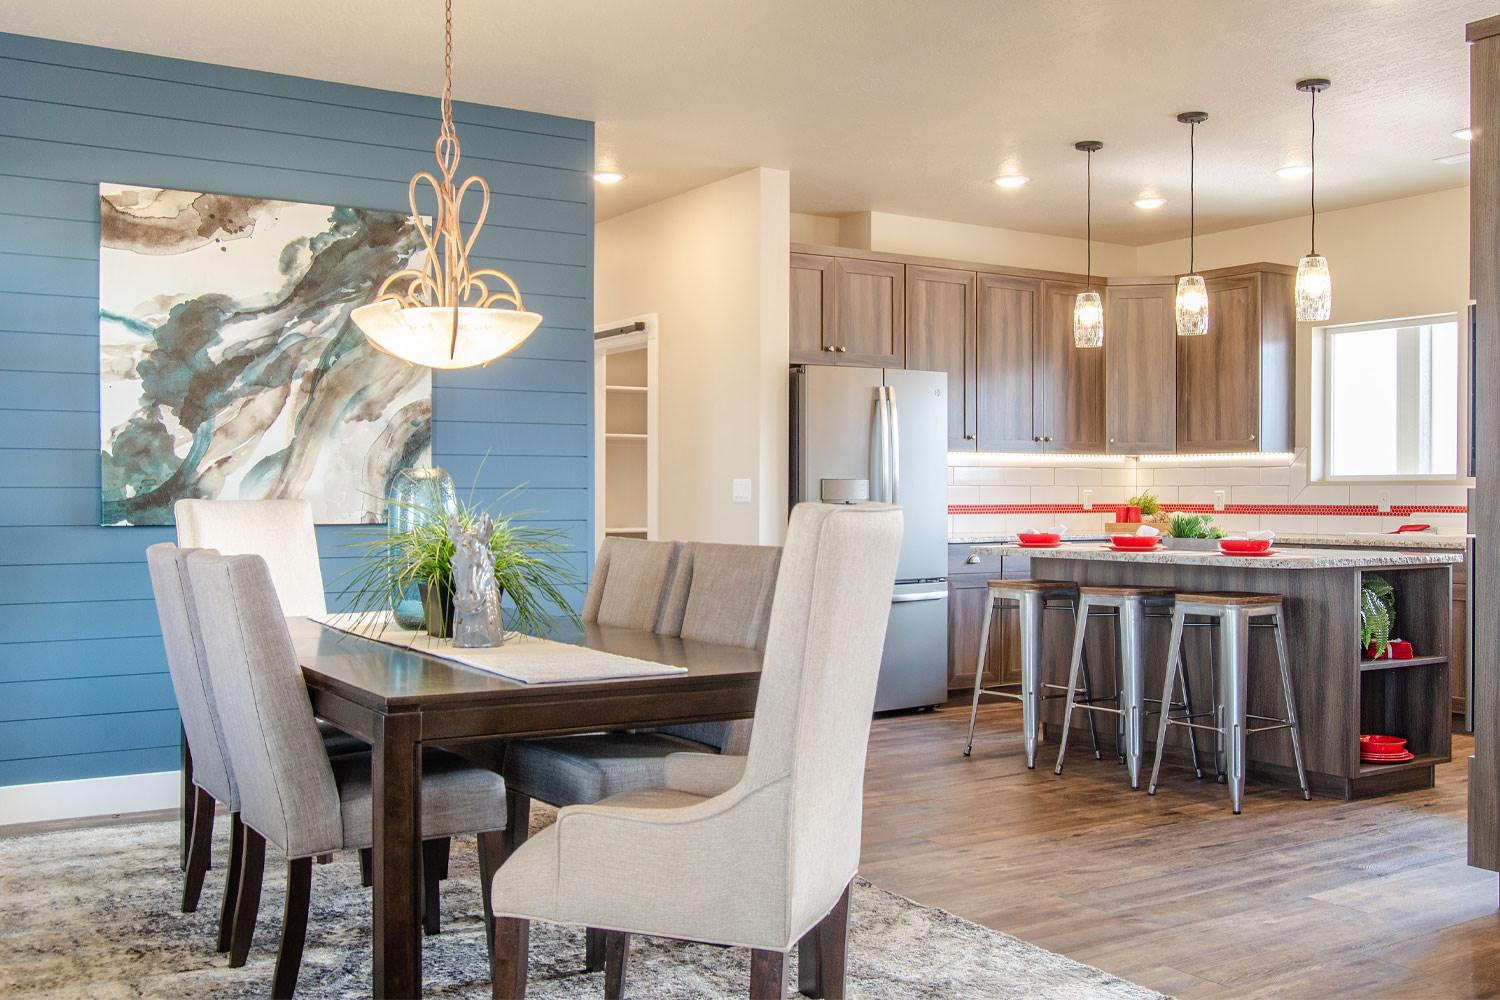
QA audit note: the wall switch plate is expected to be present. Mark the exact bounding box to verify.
[1378,491,1392,513]
[1214,490,1227,512]
[1081,489,1094,511]
[732,478,752,504]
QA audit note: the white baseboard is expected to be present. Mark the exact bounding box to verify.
[0,770,181,826]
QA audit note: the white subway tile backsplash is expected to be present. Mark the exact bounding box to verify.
[1415,484,1471,507]
[1259,466,1292,486]
[1260,515,1321,534]
[1347,485,1417,508]
[1143,486,1179,504]
[1101,466,1137,487]
[1152,468,1207,486]
[952,466,1006,485]
[1054,467,1104,486]
[1030,485,1079,505]
[1293,484,1350,505]
[1231,485,1291,505]
[994,466,1056,486]
[1202,467,1264,487]
[951,513,1008,536]
[948,485,980,505]
[1213,514,1263,534]
[1177,486,1221,505]
[1090,486,1131,505]
[979,485,1032,505]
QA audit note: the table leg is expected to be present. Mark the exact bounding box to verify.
[372,710,423,998]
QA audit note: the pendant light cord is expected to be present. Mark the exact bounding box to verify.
[1189,120,1196,274]
[1085,148,1093,291]
[1309,87,1317,255]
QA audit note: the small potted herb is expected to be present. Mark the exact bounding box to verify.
[1163,512,1226,550]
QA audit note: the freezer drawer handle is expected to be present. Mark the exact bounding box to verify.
[891,589,948,603]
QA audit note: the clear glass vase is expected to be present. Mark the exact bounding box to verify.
[387,467,458,629]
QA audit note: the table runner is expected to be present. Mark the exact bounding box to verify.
[310,613,688,684]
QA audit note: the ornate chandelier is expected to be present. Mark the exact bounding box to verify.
[351,0,542,369]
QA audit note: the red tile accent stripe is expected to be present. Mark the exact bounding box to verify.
[948,503,1468,517]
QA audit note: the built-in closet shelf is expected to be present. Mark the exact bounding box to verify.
[605,526,647,534]
[605,384,648,393]
[605,433,648,442]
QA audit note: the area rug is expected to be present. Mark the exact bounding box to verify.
[0,812,1163,999]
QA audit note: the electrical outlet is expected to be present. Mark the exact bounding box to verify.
[1081,489,1094,511]
[1214,490,1227,512]
[732,478,752,504]
[1378,491,1392,513]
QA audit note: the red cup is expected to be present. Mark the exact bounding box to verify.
[1117,505,1142,523]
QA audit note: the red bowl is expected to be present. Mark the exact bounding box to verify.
[1219,538,1273,554]
[1018,531,1062,545]
[1360,734,1407,752]
[1109,535,1160,549]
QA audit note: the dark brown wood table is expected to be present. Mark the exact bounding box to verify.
[287,618,763,998]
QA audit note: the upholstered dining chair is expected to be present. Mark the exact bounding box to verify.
[500,540,780,966]
[184,549,510,998]
[488,502,903,1000]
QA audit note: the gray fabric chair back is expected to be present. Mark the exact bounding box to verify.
[174,498,328,618]
[657,541,782,754]
[742,502,901,935]
[582,537,681,629]
[146,543,237,810]
[185,551,343,858]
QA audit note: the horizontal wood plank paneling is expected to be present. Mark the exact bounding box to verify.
[0,31,594,786]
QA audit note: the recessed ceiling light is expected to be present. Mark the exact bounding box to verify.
[593,171,623,184]
[1454,127,1475,142]
[992,175,1030,189]
[1276,165,1312,180]
[1133,196,1166,210]
[1436,152,1471,165]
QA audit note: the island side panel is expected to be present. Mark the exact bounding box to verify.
[1034,556,1363,796]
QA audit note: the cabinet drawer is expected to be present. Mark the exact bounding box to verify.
[949,545,1002,577]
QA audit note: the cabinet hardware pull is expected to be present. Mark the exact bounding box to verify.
[965,553,981,564]
[835,345,847,352]
[963,433,975,441]
[822,346,835,352]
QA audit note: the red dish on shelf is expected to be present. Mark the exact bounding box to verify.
[1219,538,1273,554]
[1364,639,1414,660]
[1361,749,1416,764]
[1360,734,1407,753]
[1109,535,1160,550]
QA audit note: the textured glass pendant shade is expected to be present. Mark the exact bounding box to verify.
[1175,274,1209,336]
[1074,290,1104,348]
[352,301,542,369]
[1295,254,1332,321]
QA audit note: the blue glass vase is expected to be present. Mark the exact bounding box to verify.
[387,467,458,629]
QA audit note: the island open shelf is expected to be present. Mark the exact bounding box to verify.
[970,542,1461,800]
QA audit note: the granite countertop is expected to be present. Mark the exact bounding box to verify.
[951,532,1468,551]
[970,541,1462,571]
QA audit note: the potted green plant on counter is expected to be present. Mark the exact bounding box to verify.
[341,481,581,639]
[1163,512,1226,550]
[1361,574,1397,659]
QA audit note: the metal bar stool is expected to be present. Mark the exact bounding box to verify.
[964,579,1101,767]
[1055,585,1204,789]
[1147,592,1311,813]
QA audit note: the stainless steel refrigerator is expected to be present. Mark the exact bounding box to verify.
[789,364,949,711]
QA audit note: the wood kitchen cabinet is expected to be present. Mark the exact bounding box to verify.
[907,265,978,451]
[948,546,1019,692]
[789,252,905,367]
[1105,280,1177,453]
[1038,279,1107,452]
[976,273,1043,451]
[1175,263,1295,453]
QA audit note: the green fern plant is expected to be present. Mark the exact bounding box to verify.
[1126,491,1162,517]
[1361,574,1396,658]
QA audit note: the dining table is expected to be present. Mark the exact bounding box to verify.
[284,616,764,998]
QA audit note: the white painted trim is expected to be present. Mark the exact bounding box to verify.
[0,769,180,826]
[593,314,660,548]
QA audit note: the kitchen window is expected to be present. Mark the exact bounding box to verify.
[1318,314,1461,479]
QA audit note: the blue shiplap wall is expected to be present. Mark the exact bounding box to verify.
[0,33,594,787]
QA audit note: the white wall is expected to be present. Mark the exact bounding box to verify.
[596,168,791,545]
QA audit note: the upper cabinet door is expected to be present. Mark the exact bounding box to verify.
[1105,283,1176,453]
[790,253,835,362]
[1177,273,1260,451]
[906,265,978,451]
[1038,280,1107,452]
[833,257,906,367]
[975,273,1042,451]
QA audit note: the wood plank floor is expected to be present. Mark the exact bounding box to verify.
[861,701,1500,999]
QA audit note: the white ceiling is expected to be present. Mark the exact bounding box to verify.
[1,0,1484,244]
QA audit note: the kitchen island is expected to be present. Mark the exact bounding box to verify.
[972,541,1463,799]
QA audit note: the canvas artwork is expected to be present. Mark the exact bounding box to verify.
[98,183,433,526]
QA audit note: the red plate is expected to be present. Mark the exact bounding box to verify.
[1219,538,1272,554]
[1017,531,1062,545]
[1361,734,1407,752]
[1361,750,1416,763]
[1018,541,1062,549]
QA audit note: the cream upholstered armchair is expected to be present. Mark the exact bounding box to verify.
[489,502,903,999]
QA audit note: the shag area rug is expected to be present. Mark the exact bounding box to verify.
[0,811,1163,999]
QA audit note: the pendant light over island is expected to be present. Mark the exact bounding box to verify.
[1073,140,1105,348]
[1174,111,1210,337]
[1294,77,1333,322]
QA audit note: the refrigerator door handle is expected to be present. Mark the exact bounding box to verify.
[890,588,948,603]
[887,385,901,506]
[870,386,893,502]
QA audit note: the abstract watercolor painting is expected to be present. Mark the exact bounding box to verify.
[98,183,432,526]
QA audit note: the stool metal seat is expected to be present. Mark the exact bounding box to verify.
[1055,585,1205,789]
[1147,591,1310,813]
[963,579,1102,767]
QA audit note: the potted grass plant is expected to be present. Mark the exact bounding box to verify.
[340,478,581,639]
[1162,512,1226,550]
